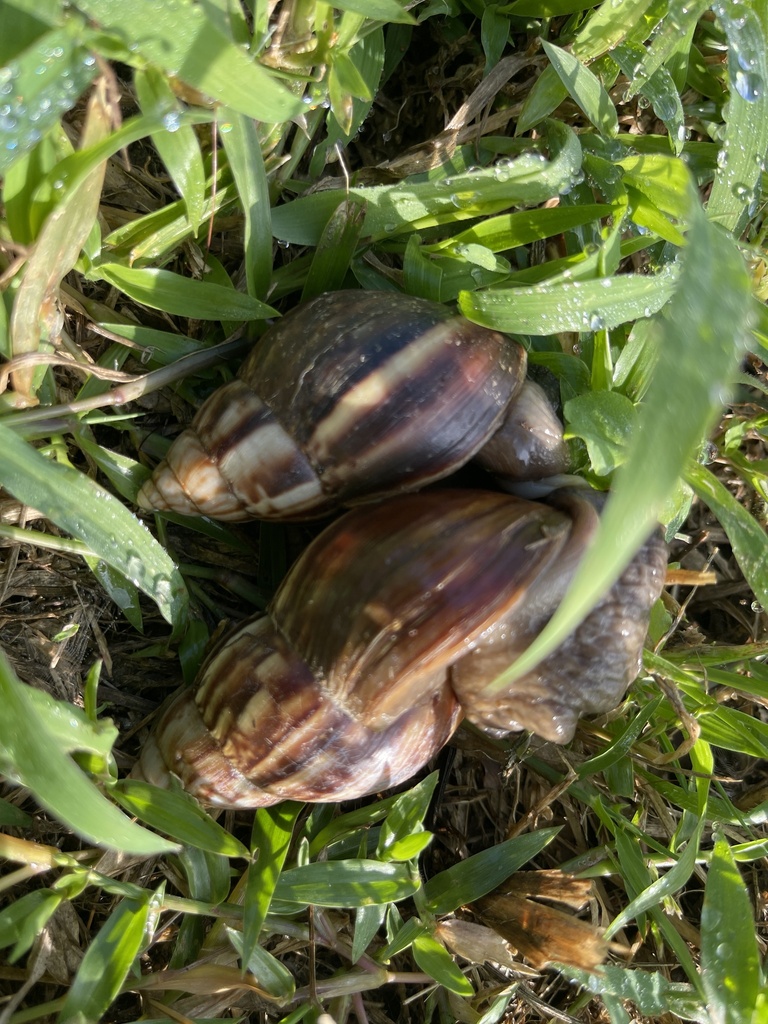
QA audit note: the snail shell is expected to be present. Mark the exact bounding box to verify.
[138,489,667,807]
[136,291,532,521]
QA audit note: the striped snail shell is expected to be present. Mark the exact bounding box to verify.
[137,489,667,808]
[136,291,568,522]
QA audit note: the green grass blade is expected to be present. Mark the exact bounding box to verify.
[57,895,151,1024]
[95,263,278,320]
[412,932,473,996]
[110,780,250,858]
[423,828,560,916]
[458,262,677,334]
[134,67,206,235]
[685,462,768,610]
[273,120,583,245]
[0,890,62,961]
[274,860,419,907]
[74,0,304,122]
[708,0,768,234]
[242,803,302,971]
[0,651,177,855]
[301,197,367,301]
[542,40,618,136]
[9,84,108,398]
[220,109,272,300]
[0,424,188,627]
[701,834,762,1024]
[573,0,658,59]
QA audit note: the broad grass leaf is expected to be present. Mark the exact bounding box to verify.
[563,965,708,1023]
[516,65,568,134]
[39,110,213,203]
[412,932,473,996]
[458,263,677,334]
[0,652,177,855]
[22,685,117,758]
[708,1,768,234]
[377,774,437,861]
[605,818,705,940]
[57,896,150,1024]
[573,0,658,60]
[564,390,639,476]
[74,0,304,122]
[618,154,692,223]
[275,860,419,907]
[111,780,250,858]
[352,903,387,964]
[423,828,559,916]
[330,0,414,20]
[0,424,188,627]
[0,27,96,175]
[226,927,296,999]
[312,28,385,173]
[629,0,710,86]
[96,264,277,320]
[701,834,762,1024]
[542,41,618,137]
[486,195,751,696]
[612,44,685,154]
[507,0,602,12]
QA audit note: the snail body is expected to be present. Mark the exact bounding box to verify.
[138,489,667,808]
[136,291,569,522]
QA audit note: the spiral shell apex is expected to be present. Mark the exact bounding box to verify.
[136,291,527,521]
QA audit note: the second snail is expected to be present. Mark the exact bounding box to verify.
[136,290,668,808]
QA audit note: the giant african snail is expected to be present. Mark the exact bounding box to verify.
[136,290,571,521]
[138,488,667,808]
[134,289,667,807]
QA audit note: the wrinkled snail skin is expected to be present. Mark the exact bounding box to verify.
[137,489,668,808]
[136,291,530,521]
[451,490,669,742]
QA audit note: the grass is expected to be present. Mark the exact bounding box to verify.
[0,0,767,1021]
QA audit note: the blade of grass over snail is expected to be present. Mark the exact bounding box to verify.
[483,197,752,696]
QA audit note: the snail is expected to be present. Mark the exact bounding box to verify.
[136,290,570,521]
[137,488,668,808]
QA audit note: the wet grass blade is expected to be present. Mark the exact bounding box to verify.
[220,110,272,300]
[459,263,677,334]
[701,833,763,1024]
[95,264,278,320]
[75,0,304,122]
[0,424,188,627]
[542,40,618,136]
[0,651,178,856]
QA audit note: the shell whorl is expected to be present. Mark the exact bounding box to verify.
[136,291,527,521]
